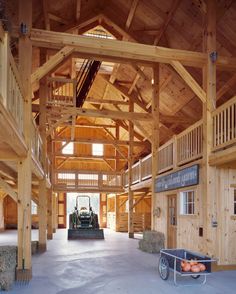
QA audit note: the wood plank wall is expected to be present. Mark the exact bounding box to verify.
[154,164,236,265]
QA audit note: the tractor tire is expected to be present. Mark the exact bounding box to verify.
[92,214,99,229]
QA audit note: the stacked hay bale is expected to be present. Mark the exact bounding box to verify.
[139,231,165,253]
[0,246,17,290]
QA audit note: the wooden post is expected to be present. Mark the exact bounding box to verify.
[47,187,53,239]
[202,0,217,257]
[17,0,32,280]
[0,194,5,231]
[38,49,48,251]
[151,64,160,230]
[128,100,134,238]
[115,125,119,171]
[115,194,119,231]
[52,192,56,233]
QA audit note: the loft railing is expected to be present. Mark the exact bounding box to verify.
[176,120,203,165]
[47,77,76,107]
[31,119,43,166]
[0,30,24,134]
[123,120,203,187]
[53,170,123,191]
[158,139,174,173]
[212,95,236,151]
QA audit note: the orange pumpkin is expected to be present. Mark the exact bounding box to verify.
[198,263,206,272]
[191,265,201,273]
[182,263,191,272]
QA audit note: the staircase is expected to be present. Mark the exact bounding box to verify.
[76,60,101,107]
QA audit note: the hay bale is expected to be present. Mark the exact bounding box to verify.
[139,230,165,253]
[0,246,17,290]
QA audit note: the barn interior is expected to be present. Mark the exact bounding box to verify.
[0,0,236,292]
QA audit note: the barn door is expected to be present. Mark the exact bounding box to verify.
[167,194,177,248]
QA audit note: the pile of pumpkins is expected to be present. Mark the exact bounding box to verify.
[181,259,206,273]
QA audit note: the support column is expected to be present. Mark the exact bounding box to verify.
[128,100,134,238]
[115,125,119,171]
[38,49,48,251]
[151,64,160,230]
[115,194,119,231]
[47,188,53,239]
[52,192,58,233]
[17,0,32,280]
[0,194,5,231]
[202,0,217,257]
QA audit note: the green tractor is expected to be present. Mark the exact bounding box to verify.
[68,195,104,239]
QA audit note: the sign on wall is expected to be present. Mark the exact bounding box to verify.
[155,164,199,192]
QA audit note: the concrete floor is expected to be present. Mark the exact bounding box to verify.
[0,229,236,294]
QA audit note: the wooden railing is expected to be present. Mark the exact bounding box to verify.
[158,139,174,173]
[176,120,203,165]
[0,32,24,134]
[212,95,236,151]
[47,77,76,107]
[123,120,203,187]
[140,154,152,181]
[54,170,123,191]
[31,119,43,166]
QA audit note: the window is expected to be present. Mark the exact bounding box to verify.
[180,190,195,215]
[92,143,103,156]
[234,189,236,215]
[62,142,74,154]
[31,201,37,215]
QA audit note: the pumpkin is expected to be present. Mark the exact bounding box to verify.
[190,259,198,266]
[191,265,201,273]
[181,260,186,268]
[182,263,191,272]
[198,263,206,272]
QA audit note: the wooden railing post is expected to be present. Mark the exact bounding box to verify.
[173,135,177,168]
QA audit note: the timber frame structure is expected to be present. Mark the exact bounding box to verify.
[0,0,236,279]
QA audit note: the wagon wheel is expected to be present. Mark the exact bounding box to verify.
[158,256,169,280]
[191,275,200,279]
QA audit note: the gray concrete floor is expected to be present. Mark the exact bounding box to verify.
[0,229,236,293]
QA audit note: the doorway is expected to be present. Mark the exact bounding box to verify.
[167,194,177,248]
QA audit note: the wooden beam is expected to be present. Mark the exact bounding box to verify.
[202,0,217,259]
[31,46,74,84]
[42,0,50,30]
[128,100,134,238]
[0,176,17,202]
[48,13,69,25]
[76,0,81,21]
[170,60,206,103]
[151,64,160,230]
[17,0,32,279]
[59,107,152,122]
[131,192,149,209]
[53,137,148,147]
[86,97,129,105]
[30,28,206,67]
[126,0,139,29]
[55,154,127,161]
[216,73,236,101]
[153,0,181,45]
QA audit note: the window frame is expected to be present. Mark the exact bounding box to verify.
[180,190,195,215]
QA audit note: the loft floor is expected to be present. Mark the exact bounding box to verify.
[0,229,235,294]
